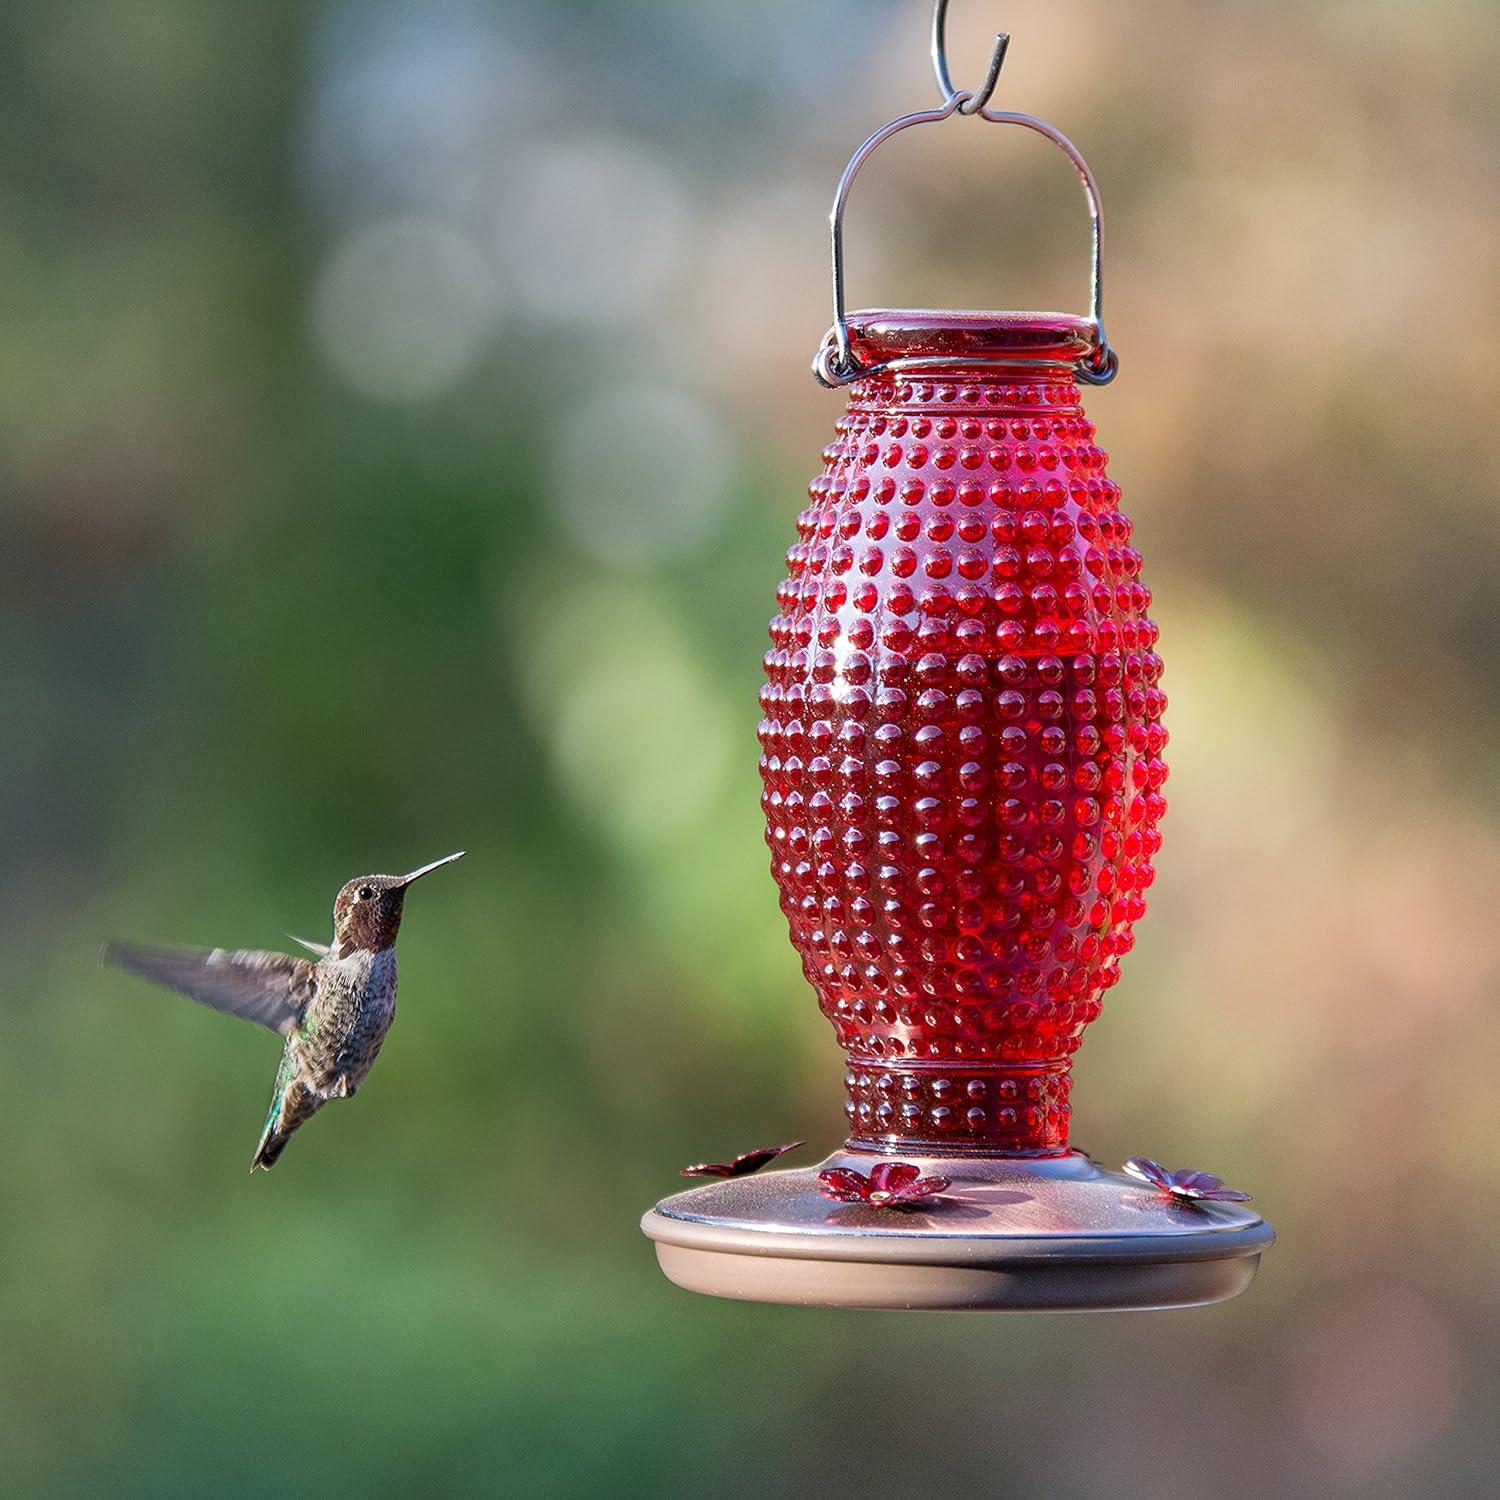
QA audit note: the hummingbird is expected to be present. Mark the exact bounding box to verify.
[104,852,465,1171]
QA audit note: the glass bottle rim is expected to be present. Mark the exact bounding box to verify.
[845,308,1097,370]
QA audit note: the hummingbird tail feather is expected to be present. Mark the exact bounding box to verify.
[250,1074,323,1172]
[250,1126,289,1172]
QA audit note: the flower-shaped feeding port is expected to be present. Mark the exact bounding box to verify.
[1123,1157,1252,1204]
[681,1142,805,1179]
[818,1162,951,1209]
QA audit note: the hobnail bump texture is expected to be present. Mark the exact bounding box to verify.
[759,313,1166,1156]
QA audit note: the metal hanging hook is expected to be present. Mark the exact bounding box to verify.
[811,4,1119,390]
[931,0,1009,114]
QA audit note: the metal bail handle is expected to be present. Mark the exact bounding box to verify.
[812,2,1118,390]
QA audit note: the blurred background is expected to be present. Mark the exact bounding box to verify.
[2,0,1497,1494]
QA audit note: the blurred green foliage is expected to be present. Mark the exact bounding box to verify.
[2,2,1497,1495]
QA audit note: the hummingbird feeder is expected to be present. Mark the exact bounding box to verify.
[642,2,1274,1311]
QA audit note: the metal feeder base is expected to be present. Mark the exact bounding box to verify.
[643,1149,1273,1313]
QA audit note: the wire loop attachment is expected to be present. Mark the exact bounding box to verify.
[931,0,1009,115]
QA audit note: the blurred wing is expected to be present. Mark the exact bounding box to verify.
[105,943,316,1036]
[287,934,331,958]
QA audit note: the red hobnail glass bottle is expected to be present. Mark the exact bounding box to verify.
[760,310,1165,1157]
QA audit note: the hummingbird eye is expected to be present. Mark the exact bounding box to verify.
[357,886,374,900]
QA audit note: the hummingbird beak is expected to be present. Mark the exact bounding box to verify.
[398,851,466,887]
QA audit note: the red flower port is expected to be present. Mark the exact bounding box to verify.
[681,1141,805,1179]
[1123,1156,1252,1204]
[818,1161,951,1208]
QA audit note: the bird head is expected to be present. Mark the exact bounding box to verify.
[331,852,465,956]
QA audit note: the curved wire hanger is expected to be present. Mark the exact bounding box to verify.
[813,0,1118,389]
[931,0,1008,114]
